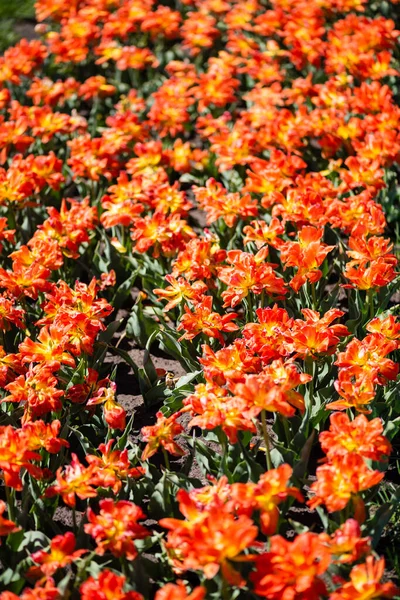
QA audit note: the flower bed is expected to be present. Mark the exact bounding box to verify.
[0,0,400,598]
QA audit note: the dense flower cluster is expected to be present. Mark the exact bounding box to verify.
[0,0,399,598]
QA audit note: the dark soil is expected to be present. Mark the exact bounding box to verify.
[14,20,37,42]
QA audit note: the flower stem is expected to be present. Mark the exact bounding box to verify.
[106,427,113,443]
[75,550,96,586]
[367,288,374,321]
[221,577,230,600]
[162,447,170,470]
[246,292,254,322]
[281,415,291,446]
[305,356,314,405]
[5,485,16,523]
[311,282,317,310]
[217,429,228,476]
[121,556,129,578]
[261,410,272,471]
[260,290,266,309]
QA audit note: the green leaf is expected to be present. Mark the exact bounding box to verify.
[116,412,136,451]
[57,572,73,595]
[287,520,310,535]
[315,506,329,529]
[8,530,50,553]
[158,329,200,372]
[148,472,174,518]
[231,461,249,482]
[92,341,109,372]
[5,530,25,553]
[126,298,159,347]
[187,437,221,477]
[370,499,400,549]
[92,239,110,274]
[107,345,139,378]
[98,319,123,344]
[112,269,139,311]
[69,426,96,454]
[293,431,315,481]
[141,380,167,407]
[236,437,264,482]
[384,416,400,439]
[270,447,284,468]
[143,330,161,384]
[221,169,245,192]
[161,370,202,415]
[65,358,87,391]
[0,568,23,588]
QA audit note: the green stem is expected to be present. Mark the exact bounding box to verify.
[311,282,317,310]
[106,427,113,443]
[367,288,375,321]
[246,292,254,322]
[7,204,16,231]
[90,96,100,137]
[305,356,314,406]
[260,289,266,309]
[0,330,5,352]
[281,415,291,446]
[121,556,129,578]
[162,447,170,471]
[5,485,16,523]
[90,179,98,203]
[75,550,97,586]
[221,577,230,600]
[217,429,228,477]
[261,410,272,471]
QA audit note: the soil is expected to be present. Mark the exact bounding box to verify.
[14,21,38,42]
